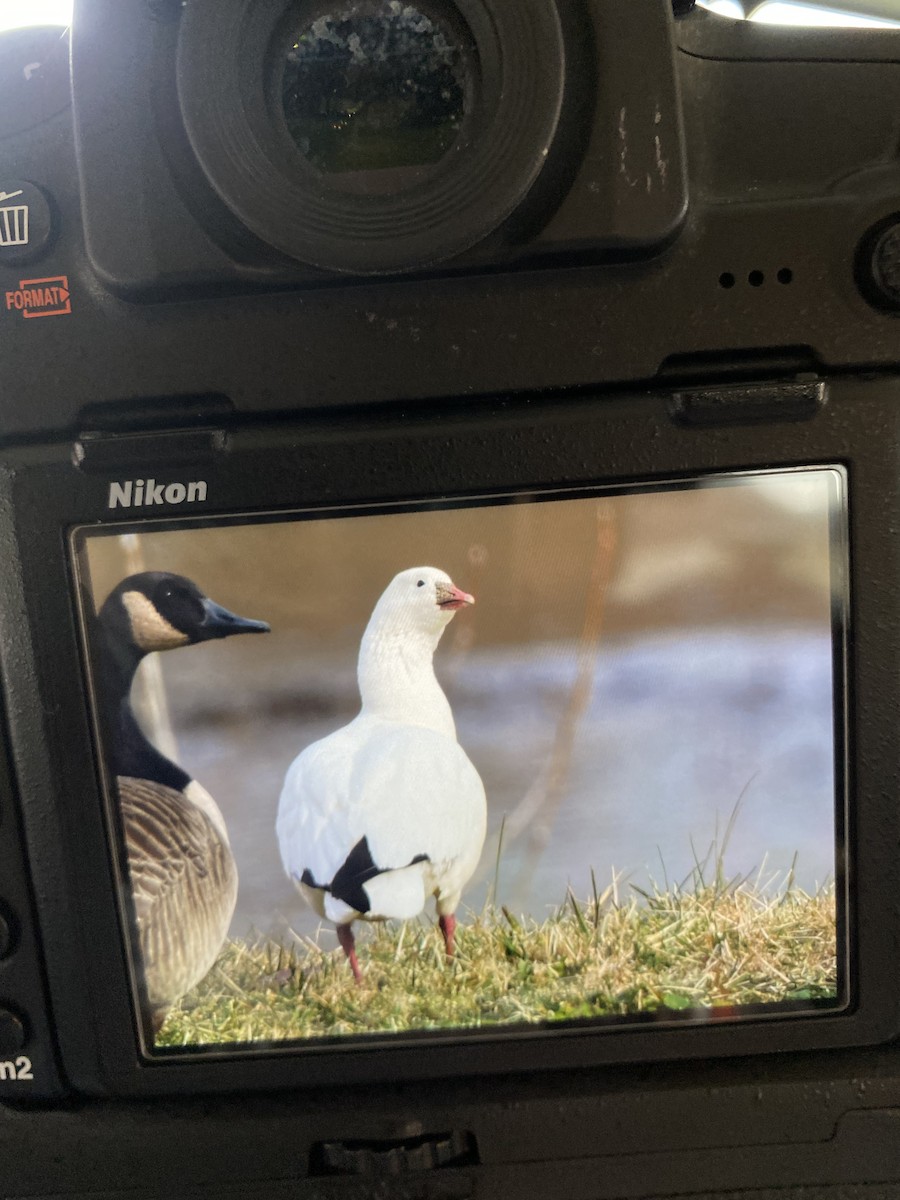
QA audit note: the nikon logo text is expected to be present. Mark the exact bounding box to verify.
[108,479,208,509]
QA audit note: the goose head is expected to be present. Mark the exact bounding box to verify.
[356,567,474,728]
[368,566,474,642]
[100,572,270,657]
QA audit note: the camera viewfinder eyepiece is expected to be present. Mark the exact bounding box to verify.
[176,0,569,274]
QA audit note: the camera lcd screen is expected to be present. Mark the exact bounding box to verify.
[72,467,847,1056]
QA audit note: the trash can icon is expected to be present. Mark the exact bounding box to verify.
[0,201,29,248]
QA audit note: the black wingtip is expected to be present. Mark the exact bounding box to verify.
[328,840,432,915]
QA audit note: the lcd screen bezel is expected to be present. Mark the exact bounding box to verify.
[0,378,895,1099]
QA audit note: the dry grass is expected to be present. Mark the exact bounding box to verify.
[154,873,838,1048]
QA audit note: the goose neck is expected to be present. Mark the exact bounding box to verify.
[96,617,191,791]
[357,625,456,736]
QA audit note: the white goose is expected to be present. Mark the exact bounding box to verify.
[277,566,487,980]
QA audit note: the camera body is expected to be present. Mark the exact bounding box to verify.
[1,2,900,1196]
[0,0,898,437]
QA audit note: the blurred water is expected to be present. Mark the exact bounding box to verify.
[168,624,837,946]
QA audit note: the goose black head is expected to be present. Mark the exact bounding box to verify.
[100,571,270,656]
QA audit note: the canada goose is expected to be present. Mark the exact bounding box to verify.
[277,566,486,981]
[96,571,269,1032]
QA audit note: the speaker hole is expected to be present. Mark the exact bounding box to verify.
[777,267,793,285]
[719,272,736,289]
[748,270,765,287]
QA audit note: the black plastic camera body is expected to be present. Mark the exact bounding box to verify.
[0,2,900,1196]
[0,0,897,435]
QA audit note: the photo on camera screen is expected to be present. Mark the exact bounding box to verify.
[71,467,847,1055]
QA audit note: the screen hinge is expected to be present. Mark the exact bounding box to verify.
[72,427,228,473]
[669,377,827,427]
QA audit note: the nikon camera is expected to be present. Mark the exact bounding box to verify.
[0,1,899,1197]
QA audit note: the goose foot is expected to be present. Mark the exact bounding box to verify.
[337,923,362,983]
[439,913,456,959]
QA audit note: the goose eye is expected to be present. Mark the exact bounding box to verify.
[155,582,203,623]
[416,579,425,587]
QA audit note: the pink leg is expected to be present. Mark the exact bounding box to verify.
[337,923,362,983]
[439,913,456,959]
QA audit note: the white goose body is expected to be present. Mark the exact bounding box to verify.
[277,567,487,974]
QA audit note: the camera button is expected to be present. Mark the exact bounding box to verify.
[0,180,53,266]
[870,222,900,309]
[0,1010,25,1055]
[0,913,13,960]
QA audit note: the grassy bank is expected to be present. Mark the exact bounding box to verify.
[155,876,837,1048]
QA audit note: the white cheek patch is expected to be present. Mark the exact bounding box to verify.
[122,591,191,652]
